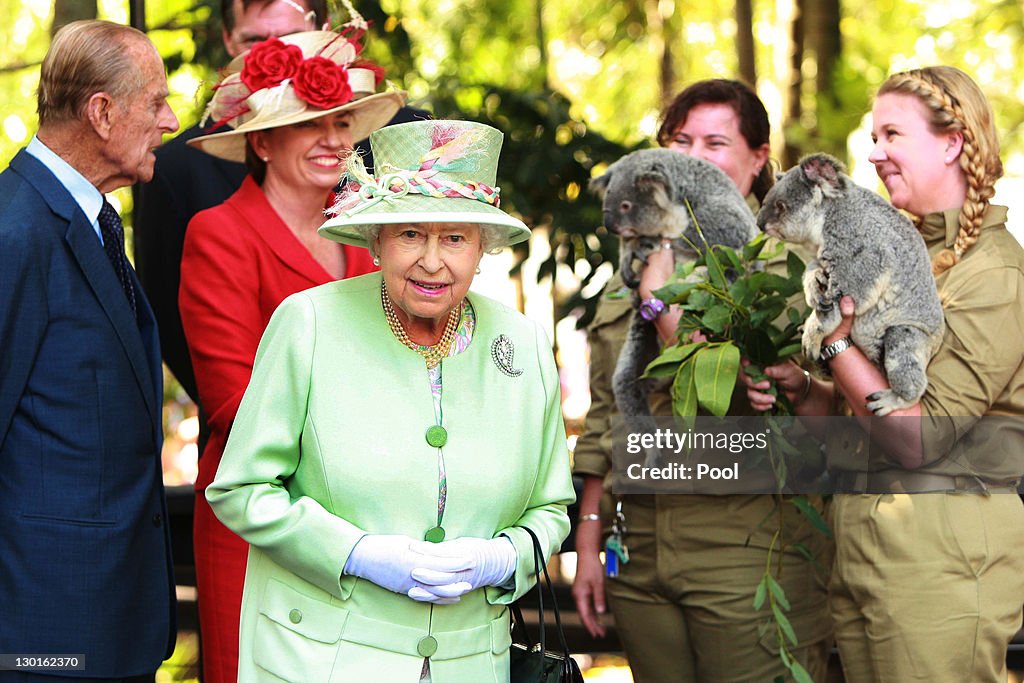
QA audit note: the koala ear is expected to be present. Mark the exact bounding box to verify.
[589,170,612,198]
[800,154,846,198]
[636,170,670,195]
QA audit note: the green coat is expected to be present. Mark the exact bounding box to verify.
[207,272,575,682]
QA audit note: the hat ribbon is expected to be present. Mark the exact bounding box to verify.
[334,168,501,217]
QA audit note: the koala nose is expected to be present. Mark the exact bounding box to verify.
[602,209,621,234]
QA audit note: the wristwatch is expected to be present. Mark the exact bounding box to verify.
[819,336,854,363]
[638,297,667,322]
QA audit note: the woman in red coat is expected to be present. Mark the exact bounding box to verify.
[180,28,403,683]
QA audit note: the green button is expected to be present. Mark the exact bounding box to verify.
[424,526,446,543]
[417,635,438,657]
[289,609,302,624]
[425,425,448,448]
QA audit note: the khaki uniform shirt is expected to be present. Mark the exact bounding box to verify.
[829,205,1024,485]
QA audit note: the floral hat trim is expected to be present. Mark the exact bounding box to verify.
[202,27,382,133]
[327,125,501,219]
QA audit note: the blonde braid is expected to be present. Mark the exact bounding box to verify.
[879,67,1002,276]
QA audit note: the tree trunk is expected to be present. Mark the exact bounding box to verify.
[805,0,840,96]
[129,0,147,31]
[644,0,677,110]
[783,0,804,169]
[735,0,756,85]
[536,0,549,90]
[51,0,98,36]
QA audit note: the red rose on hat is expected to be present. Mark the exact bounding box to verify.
[240,38,303,92]
[293,56,353,109]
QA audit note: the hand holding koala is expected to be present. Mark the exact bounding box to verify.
[757,154,944,416]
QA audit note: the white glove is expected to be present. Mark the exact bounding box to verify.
[408,536,517,601]
[344,534,475,600]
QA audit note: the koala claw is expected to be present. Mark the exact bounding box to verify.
[815,270,829,294]
[865,389,915,417]
[802,326,825,361]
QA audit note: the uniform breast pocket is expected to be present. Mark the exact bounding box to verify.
[254,579,347,682]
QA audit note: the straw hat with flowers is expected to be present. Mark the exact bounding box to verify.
[190,16,405,162]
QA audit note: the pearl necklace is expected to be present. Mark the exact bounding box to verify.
[381,284,463,368]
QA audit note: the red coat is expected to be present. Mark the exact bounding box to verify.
[179,176,375,683]
[181,176,375,490]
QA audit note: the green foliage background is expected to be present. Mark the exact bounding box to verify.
[1,0,1022,321]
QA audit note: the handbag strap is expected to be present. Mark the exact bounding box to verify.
[510,527,546,652]
[517,526,573,660]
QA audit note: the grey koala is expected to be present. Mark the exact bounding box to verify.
[591,149,757,463]
[757,153,944,416]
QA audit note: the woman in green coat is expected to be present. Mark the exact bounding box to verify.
[207,120,575,682]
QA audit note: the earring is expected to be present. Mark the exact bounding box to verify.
[373,256,380,266]
[262,157,270,163]
[475,267,481,274]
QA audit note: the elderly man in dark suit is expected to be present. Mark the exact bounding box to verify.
[0,20,178,683]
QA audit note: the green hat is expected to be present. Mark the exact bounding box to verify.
[319,120,530,248]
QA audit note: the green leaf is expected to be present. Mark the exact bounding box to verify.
[790,661,815,683]
[791,542,815,563]
[742,328,778,366]
[753,576,768,610]
[788,307,805,325]
[704,246,728,289]
[751,302,786,328]
[718,245,743,272]
[776,342,803,359]
[742,234,769,261]
[605,287,629,300]
[766,575,791,611]
[672,358,699,417]
[688,289,712,310]
[790,496,832,538]
[694,343,740,417]
[700,305,732,335]
[772,603,798,646]
[787,250,807,280]
[643,342,706,378]
[654,281,698,304]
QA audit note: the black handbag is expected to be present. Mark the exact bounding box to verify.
[509,526,584,683]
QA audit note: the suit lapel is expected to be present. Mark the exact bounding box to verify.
[12,151,160,423]
[232,177,333,285]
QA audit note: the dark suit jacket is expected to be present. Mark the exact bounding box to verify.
[133,122,248,404]
[0,149,176,677]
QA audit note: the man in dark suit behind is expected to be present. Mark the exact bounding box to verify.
[134,0,428,411]
[0,20,179,683]
[132,0,325,405]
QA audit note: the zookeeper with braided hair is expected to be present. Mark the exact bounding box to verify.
[745,65,1024,682]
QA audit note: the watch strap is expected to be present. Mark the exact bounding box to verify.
[820,336,854,362]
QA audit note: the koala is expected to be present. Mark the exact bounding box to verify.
[591,149,757,464]
[757,153,945,416]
